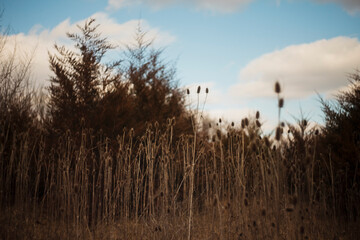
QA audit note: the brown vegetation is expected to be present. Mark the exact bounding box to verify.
[0,18,359,239]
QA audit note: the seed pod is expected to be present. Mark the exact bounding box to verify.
[187,89,190,95]
[275,127,282,141]
[219,118,222,123]
[302,119,307,127]
[286,207,294,212]
[256,120,261,128]
[244,118,249,127]
[264,136,270,147]
[279,98,284,108]
[197,86,201,94]
[256,111,260,119]
[275,81,281,94]
[231,122,234,127]
[216,129,221,139]
[206,88,209,94]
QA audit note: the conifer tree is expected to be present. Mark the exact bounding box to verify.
[47,18,122,133]
[320,70,360,218]
[123,27,190,135]
[48,19,190,140]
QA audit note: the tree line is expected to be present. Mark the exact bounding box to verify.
[46,19,191,143]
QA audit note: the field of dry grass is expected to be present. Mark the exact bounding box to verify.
[1,11,360,239]
[1,109,359,239]
[1,74,359,240]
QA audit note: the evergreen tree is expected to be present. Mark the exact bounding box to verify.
[47,19,190,141]
[47,18,122,133]
[320,70,360,219]
[123,27,191,136]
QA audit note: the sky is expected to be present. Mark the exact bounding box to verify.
[2,0,360,132]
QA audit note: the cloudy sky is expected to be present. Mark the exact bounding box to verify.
[2,0,360,131]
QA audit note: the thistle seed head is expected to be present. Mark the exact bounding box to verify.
[275,81,281,94]
[275,127,282,141]
[264,136,270,147]
[241,119,245,129]
[256,120,261,128]
[244,118,249,127]
[216,129,221,139]
[279,98,284,108]
[286,207,294,212]
[302,119,307,127]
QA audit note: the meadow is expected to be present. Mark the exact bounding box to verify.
[1,18,359,240]
[1,84,359,240]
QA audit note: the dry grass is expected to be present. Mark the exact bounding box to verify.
[0,84,359,239]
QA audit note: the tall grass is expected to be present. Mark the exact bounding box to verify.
[0,86,359,239]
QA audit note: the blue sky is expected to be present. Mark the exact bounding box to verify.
[2,0,360,131]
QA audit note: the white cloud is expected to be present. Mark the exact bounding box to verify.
[314,0,360,14]
[190,0,253,12]
[107,0,360,13]
[230,37,360,100]
[183,82,225,108]
[107,0,254,12]
[107,0,128,9]
[2,12,176,87]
